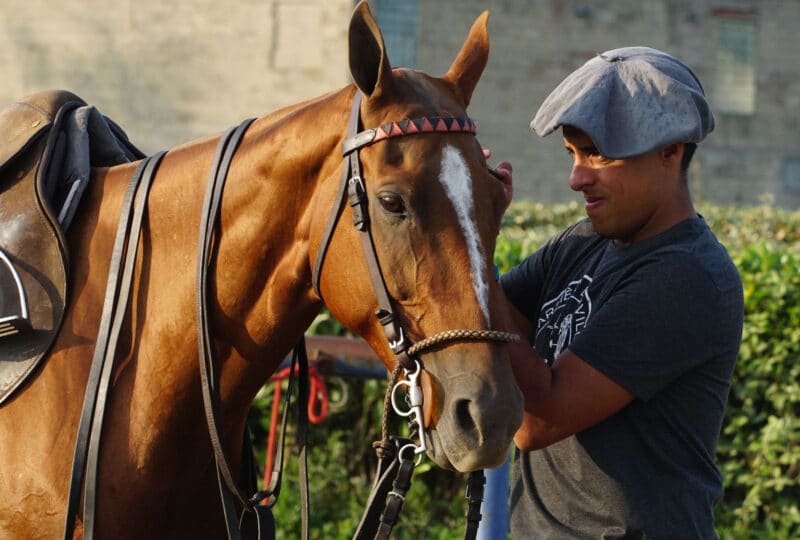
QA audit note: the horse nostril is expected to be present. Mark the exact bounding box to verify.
[454,398,477,434]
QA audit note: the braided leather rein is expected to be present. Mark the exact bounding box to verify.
[407,329,519,357]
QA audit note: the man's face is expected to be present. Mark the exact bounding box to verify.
[562,126,674,245]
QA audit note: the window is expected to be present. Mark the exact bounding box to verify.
[713,11,757,114]
[784,159,800,195]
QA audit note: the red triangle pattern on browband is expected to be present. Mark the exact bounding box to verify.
[375,116,476,141]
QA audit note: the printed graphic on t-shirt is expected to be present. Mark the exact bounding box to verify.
[536,275,593,364]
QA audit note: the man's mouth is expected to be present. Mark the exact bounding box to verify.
[584,195,604,211]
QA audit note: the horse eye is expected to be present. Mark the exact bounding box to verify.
[378,193,406,215]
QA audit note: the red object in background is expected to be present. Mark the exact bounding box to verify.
[262,364,329,493]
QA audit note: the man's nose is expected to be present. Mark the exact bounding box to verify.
[569,164,593,191]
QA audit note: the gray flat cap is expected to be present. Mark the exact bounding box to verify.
[531,46,715,158]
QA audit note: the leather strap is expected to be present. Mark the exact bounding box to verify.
[296,339,311,540]
[374,456,415,539]
[196,118,264,539]
[64,150,167,539]
[196,118,311,540]
[463,470,486,540]
[311,91,362,300]
[345,153,414,370]
[312,92,413,370]
[352,437,403,540]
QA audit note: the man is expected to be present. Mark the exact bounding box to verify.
[495,47,744,538]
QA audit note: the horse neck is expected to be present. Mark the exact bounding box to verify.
[159,87,354,411]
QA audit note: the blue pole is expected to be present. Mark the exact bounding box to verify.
[477,450,510,539]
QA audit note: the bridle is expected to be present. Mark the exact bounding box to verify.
[312,91,515,363]
[312,91,519,539]
[312,89,517,446]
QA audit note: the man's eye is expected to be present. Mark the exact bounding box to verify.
[590,154,613,164]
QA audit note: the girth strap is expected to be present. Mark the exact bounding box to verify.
[64,150,167,539]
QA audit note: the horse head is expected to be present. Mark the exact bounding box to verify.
[313,2,523,472]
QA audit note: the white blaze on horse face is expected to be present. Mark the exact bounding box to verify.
[438,145,490,325]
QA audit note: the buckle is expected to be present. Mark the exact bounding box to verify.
[389,327,406,353]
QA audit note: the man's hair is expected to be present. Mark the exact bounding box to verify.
[680,143,697,179]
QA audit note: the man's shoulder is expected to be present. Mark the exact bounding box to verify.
[561,217,596,239]
[546,218,603,255]
[654,218,741,293]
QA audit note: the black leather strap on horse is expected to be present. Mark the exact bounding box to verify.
[352,435,407,540]
[311,89,361,303]
[195,118,312,540]
[64,150,167,540]
[311,91,413,371]
[196,118,268,539]
[463,470,486,540]
[355,452,486,540]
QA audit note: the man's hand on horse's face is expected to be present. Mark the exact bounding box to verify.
[483,147,514,208]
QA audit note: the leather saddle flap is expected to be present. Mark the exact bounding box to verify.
[0,90,85,405]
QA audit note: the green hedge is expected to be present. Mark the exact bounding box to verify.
[251,201,800,539]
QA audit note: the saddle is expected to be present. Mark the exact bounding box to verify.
[0,90,143,405]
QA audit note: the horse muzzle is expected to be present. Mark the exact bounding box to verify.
[421,356,523,472]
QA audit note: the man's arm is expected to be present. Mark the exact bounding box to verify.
[505,303,634,451]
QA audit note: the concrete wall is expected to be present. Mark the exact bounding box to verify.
[2,0,798,207]
[416,0,800,208]
[0,0,353,153]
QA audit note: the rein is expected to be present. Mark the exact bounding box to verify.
[64,151,167,540]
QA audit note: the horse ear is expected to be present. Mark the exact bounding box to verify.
[348,1,393,98]
[442,11,490,107]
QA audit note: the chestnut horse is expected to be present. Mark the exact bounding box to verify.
[0,3,522,538]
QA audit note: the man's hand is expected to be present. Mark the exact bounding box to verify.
[483,148,514,207]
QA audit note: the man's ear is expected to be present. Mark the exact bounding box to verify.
[661,143,683,168]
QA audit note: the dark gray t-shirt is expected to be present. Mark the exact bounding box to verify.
[501,217,743,539]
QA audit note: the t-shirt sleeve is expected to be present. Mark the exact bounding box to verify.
[500,247,547,323]
[567,251,741,401]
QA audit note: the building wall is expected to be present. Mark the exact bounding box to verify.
[0,0,353,153]
[2,0,798,207]
[416,0,800,208]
